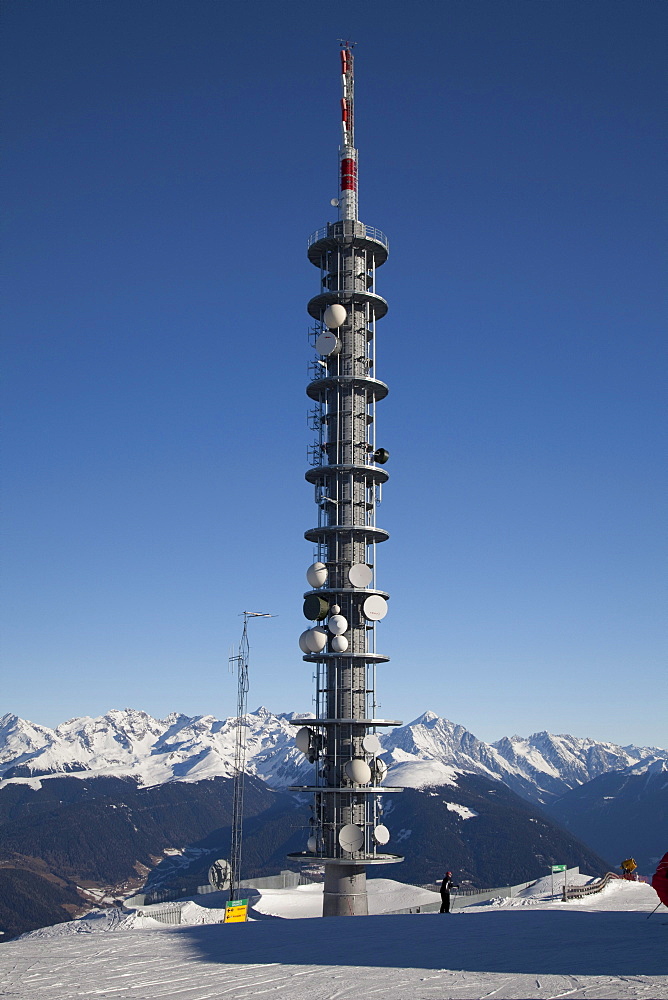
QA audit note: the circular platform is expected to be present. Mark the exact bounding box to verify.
[307,222,389,268]
[307,290,388,322]
[287,851,404,866]
[305,464,389,486]
[302,588,389,601]
[306,373,389,403]
[304,524,389,544]
[301,651,390,664]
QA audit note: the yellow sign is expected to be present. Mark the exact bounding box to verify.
[224,899,248,923]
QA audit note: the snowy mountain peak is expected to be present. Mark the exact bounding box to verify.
[411,710,439,725]
[0,708,314,791]
[626,755,668,777]
[252,706,274,719]
[1,708,665,803]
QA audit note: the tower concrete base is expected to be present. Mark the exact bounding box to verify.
[323,863,367,916]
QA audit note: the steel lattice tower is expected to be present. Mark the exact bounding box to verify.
[288,45,403,917]
[228,611,271,901]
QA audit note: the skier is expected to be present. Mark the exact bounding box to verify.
[440,871,457,913]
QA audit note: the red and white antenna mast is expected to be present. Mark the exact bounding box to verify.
[339,41,358,221]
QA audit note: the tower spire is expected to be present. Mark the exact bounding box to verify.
[339,43,358,221]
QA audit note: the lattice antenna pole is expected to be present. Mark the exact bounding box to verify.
[228,611,272,901]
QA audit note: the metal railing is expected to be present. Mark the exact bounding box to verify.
[125,869,317,908]
[308,225,389,251]
[563,872,620,901]
[137,903,182,925]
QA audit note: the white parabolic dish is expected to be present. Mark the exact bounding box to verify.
[362,733,382,754]
[363,594,388,620]
[348,563,373,588]
[338,823,364,852]
[306,562,328,588]
[294,727,312,753]
[305,626,328,652]
[373,824,391,845]
[315,330,340,356]
[345,758,372,784]
[298,631,311,653]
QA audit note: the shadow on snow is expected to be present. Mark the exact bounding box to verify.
[175,909,667,977]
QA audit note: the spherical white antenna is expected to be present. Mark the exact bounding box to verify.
[328,614,348,635]
[323,304,347,329]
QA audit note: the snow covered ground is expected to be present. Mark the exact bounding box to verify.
[250,877,440,919]
[1,878,666,999]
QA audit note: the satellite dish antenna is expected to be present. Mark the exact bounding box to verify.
[344,758,372,784]
[304,594,329,621]
[373,824,390,846]
[298,630,312,653]
[295,726,313,753]
[372,757,388,778]
[306,562,328,588]
[348,563,373,588]
[362,733,382,755]
[331,198,340,207]
[305,626,328,652]
[323,304,347,329]
[315,331,341,356]
[363,594,388,621]
[338,823,364,852]
[208,859,231,890]
[328,614,348,635]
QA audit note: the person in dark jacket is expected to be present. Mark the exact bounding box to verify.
[440,872,456,913]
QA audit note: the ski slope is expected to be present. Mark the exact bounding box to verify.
[1,879,665,999]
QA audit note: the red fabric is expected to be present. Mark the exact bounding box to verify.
[651,852,668,908]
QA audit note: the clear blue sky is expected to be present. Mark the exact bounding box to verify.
[2,1,665,747]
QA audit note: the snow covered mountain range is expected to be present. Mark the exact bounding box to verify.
[1,707,665,804]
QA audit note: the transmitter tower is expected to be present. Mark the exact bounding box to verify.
[288,46,403,917]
